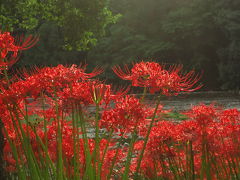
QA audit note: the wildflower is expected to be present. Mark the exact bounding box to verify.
[113,61,162,87]
[184,104,218,126]
[100,95,149,135]
[3,64,103,99]
[219,108,240,125]
[0,30,38,70]
[59,81,94,109]
[23,64,100,88]
[132,121,177,179]
[113,61,202,96]
[89,82,112,105]
[175,120,199,142]
[46,120,124,178]
[146,121,177,160]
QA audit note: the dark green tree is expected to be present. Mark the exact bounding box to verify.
[1,0,119,50]
[214,0,240,90]
[88,0,240,90]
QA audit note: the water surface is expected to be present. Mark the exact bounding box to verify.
[141,91,240,111]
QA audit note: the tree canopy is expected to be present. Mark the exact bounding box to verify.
[0,0,119,50]
[1,0,240,90]
[88,0,240,90]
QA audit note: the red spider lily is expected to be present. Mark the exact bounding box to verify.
[59,80,124,110]
[0,30,39,70]
[59,81,94,110]
[132,121,178,178]
[131,104,240,179]
[89,81,130,106]
[219,108,240,125]
[3,123,45,171]
[182,104,239,156]
[113,61,202,96]
[56,79,129,111]
[175,120,199,142]
[145,121,177,159]
[2,64,103,100]
[3,117,125,178]
[184,104,219,126]
[22,64,102,85]
[113,61,162,87]
[0,32,19,60]
[89,82,112,105]
[100,95,151,135]
[150,65,203,95]
[46,120,125,178]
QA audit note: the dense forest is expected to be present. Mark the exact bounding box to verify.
[1,0,240,90]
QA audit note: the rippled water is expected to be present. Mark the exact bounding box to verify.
[141,91,240,111]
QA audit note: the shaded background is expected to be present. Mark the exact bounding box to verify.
[2,0,240,91]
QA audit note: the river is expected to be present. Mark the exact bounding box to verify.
[140,91,240,111]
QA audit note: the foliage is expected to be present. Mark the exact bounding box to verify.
[16,23,86,67]
[215,3,240,90]
[0,0,119,50]
[88,0,240,90]
[2,0,240,90]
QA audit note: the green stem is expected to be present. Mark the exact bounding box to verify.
[189,141,195,180]
[72,106,80,179]
[94,103,101,180]
[134,95,161,178]
[3,67,10,87]
[122,131,138,180]
[107,139,122,180]
[2,123,26,179]
[79,107,94,180]
[0,68,10,178]
[53,89,64,180]
[98,130,113,178]
[11,106,41,179]
[140,86,147,103]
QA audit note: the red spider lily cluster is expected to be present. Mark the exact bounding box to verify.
[0,31,239,179]
[132,105,239,179]
[113,61,202,95]
[100,95,155,136]
[0,31,38,71]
